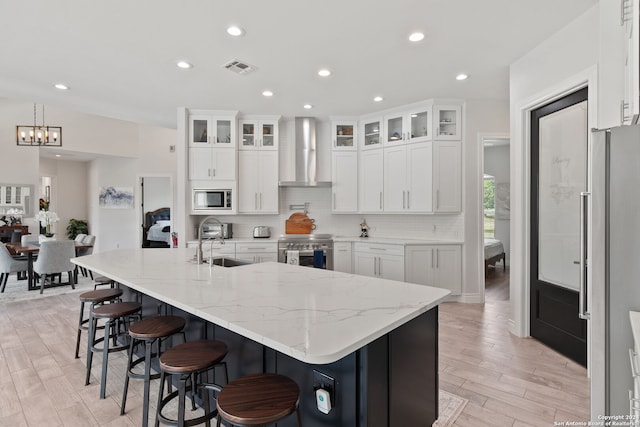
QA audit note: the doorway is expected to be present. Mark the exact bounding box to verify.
[530,87,588,366]
[482,138,510,301]
[138,176,172,248]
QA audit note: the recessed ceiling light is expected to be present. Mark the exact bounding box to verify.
[176,61,193,69]
[55,154,61,157]
[373,96,384,102]
[318,69,331,77]
[54,83,69,90]
[456,73,468,81]
[303,104,313,109]
[262,90,273,97]
[226,25,245,37]
[408,32,425,42]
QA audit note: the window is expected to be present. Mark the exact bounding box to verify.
[484,174,495,238]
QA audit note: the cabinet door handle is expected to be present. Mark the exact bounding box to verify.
[436,190,440,210]
[378,257,382,277]
[212,168,216,177]
[208,168,211,177]
[402,191,406,209]
[431,249,434,268]
[407,191,410,209]
[259,193,263,210]
[379,192,383,210]
[373,257,377,276]
[436,248,439,268]
[333,193,336,210]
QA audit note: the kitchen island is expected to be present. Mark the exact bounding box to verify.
[72,248,450,426]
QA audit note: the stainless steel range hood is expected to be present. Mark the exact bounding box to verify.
[279,117,332,187]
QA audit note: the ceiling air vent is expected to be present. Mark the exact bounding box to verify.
[222,59,257,75]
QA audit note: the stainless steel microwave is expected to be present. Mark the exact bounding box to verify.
[193,189,232,210]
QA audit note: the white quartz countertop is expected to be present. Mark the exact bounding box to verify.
[73,248,450,364]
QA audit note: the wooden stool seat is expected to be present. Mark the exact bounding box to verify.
[216,373,301,426]
[156,339,229,427]
[159,339,228,374]
[128,315,186,339]
[79,288,123,303]
[121,315,186,427]
[92,301,141,319]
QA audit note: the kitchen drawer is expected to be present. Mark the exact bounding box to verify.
[353,242,404,256]
[236,242,277,254]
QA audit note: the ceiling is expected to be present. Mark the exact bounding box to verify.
[0,0,597,129]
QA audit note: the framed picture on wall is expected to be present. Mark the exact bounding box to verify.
[99,186,134,209]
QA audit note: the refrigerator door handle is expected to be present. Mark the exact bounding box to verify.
[579,191,591,320]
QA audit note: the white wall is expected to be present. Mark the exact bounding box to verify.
[509,5,599,336]
[39,158,88,238]
[484,144,511,264]
[463,100,510,301]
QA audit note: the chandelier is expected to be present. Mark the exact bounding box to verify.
[16,103,62,147]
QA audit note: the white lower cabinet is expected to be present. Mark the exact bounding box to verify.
[234,242,278,263]
[333,242,353,273]
[405,245,462,295]
[354,242,404,281]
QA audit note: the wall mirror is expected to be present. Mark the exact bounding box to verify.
[0,183,35,222]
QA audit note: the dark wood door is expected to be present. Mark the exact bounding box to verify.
[530,87,588,366]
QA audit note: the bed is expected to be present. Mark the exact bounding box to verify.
[144,207,171,248]
[484,238,505,277]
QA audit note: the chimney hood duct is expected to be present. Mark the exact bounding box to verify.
[279,117,332,187]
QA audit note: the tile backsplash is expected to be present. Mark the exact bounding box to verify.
[191,187,464,241]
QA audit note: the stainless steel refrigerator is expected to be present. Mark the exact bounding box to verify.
[589,124,640,418]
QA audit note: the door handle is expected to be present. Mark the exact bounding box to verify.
[379,192,383,210]
[407,191,410,209]
[579,191,591,320]
[402,191,406,209]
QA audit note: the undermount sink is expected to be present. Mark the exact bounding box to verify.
[207,257,251,267]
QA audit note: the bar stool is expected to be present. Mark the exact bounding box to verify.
[216,373,301,427]
[155,339,229,427]
[75,288,124,359]
[85,301,142,399]
[93,274,117,289]
[121,315,186,427]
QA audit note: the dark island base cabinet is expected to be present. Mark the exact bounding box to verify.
[123,288,438,427]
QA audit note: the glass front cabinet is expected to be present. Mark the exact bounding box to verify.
[359,117,383,150]
[434,105,462,140]
[331,119,357,150]
[238,118,279,150]
[189,114,236,147]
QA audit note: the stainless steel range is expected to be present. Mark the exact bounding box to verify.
[277,234,334,270]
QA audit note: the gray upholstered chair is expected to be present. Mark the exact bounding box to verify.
[0,243,29,292]
[74,233,87,243]
[32,240,76,294]
[77,234,95,278]
[21,234,39,246]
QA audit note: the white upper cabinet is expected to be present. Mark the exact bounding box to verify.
[383,142,432,213]
[189,114,236,147]
[238,117,279,150]
[359,149,384,213]
[384,113,406,146]
[189,146,236,181]
[238,150,278,214]
[331,120,357,150]
[433,141,461,212]
[434,105,462,140]
[359,117,383,150]
[332,151,358,213]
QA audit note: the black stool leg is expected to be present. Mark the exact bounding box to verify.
[203,374,211,427]
[178,376,187,427]
[75,301,86,359]
[120,337,136,415]
[155,371,167,427]
[100,318,112,399]
[142,339,153,427]
[85,315,97,385]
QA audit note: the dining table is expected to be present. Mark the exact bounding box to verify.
[6,241,93,291]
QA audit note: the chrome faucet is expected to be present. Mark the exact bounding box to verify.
[196,216,225,264]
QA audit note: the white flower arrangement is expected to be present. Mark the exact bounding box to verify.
[35,209,59,228]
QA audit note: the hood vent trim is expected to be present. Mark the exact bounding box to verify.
[278,117,332,188]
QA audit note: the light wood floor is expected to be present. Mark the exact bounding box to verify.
[0,268,589,426]
[440,266,590,426]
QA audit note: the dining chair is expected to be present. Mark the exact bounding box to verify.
[32,240,76,294]
[75,233,87,243]
[0,243,29,293]
[21,234,39,246]
[77,234,95,278]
